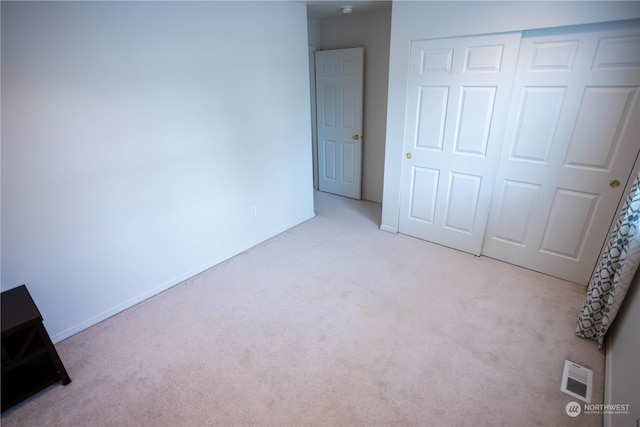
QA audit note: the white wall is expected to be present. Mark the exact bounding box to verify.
[1,1,315,342]
[381,1,640,231]
[319,8,392,203]
[605,266,640,427]
[308,18,321,47]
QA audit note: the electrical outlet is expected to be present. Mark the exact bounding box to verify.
[250,206,257,217]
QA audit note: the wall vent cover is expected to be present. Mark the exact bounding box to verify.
[561,360,593,403]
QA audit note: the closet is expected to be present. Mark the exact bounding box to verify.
[399,20,640,284]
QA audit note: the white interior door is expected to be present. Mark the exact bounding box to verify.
[315,48,364,199]
[482,21,640,284]
[398,33,521,255]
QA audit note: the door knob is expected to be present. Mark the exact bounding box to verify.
[353,134,360,140]
[406,153,412,159]
[609,179,621,188]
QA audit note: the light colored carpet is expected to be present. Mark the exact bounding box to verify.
[1,190,604,426]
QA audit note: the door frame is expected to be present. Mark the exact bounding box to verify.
[309,45,320,191]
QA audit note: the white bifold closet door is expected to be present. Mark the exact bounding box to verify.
[482,21,640,285]
[398,33,522,255]
[399,20,640,284]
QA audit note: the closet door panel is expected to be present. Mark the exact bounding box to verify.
[483,21,640,284]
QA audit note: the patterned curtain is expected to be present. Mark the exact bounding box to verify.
[576,172,640,348]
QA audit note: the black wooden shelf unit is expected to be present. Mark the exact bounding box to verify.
[1,285,71,411]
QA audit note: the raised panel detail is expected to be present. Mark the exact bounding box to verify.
[322,60,335,76]
[408,167,439,224]
[565,87,636,170]
[510,87,566,163]
[323,140,336,180]
[444,173,482,233]
[492,180,541,245]
[343,84,356,129]
[343,59,356,76]
[464,45,504,73]
[539,189,599,259]
[529,41,579,71]
[323,84,336,128]
[342,142,355,183]
[454,86,496,157]
[421,48,453,73]
[416,86,449,151]
[592,35,640,70]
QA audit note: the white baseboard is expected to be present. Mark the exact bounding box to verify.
[379,224,398,233]
[50,211,316,343]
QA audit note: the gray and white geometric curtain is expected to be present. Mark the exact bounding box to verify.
[576,172,640,348]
